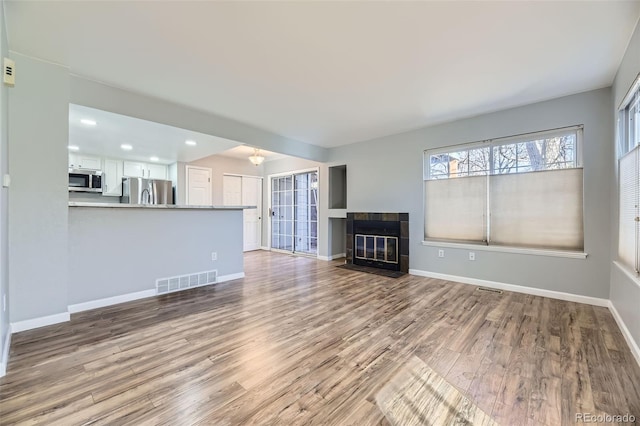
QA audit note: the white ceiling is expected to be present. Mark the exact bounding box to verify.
[69,104,242,164]
[7,2,640,148]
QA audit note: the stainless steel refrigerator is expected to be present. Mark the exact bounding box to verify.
[121,178,174,205]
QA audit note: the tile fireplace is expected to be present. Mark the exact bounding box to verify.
[346,213,409,273]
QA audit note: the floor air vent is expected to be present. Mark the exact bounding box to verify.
[156,269,218,295]
[477,287,503,294]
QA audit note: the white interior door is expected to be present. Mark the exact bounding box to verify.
[223,175,242,206]
[186,166,212,206]
[242,176,262,252]
[224,175,262,252]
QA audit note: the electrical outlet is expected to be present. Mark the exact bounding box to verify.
[211,252,217,261]
[469,252,476,261]
[438,249,444,258]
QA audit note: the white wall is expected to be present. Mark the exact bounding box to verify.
[610,19,640,352]
[0,0,11,374]
[186,154,263,206]
[329,88,613,299]
[68,207,244,305]
[168,161,186,205]
[8,53,70,322]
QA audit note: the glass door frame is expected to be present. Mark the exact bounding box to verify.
[267,167,319,257]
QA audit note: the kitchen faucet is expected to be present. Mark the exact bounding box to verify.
[141,188,151,204]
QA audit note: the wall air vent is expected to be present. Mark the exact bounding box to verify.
[156,269,218,295]
[3,58,15,87]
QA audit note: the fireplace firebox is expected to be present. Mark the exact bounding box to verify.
[346,213,409,273]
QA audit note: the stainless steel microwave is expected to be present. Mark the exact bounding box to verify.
[69,169,102,193]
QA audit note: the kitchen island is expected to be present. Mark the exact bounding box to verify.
[68,202,253,312]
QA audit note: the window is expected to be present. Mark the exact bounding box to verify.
[618,75,640,155]
[424,126,584,251]
[618,73,640,274]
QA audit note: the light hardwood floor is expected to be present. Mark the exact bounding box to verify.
[1,251,639,425]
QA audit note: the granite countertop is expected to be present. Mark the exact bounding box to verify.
[68,202,255,210]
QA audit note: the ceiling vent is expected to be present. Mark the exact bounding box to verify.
[3,58,15,87]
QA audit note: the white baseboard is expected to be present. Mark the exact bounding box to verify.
[608,300,640,368]
[260,246,270,251]
[217,272,245,282]
[408,269,609,307]
[68,289,157,314]
[0,327,11,377]
[69,273,245,313]
[317,253,346,261]
[10,311,71,333]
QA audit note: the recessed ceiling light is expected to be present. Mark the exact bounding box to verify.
[120,144,133,151]
[68,145,79,151]
[150,156,159,162]
[80,119,97,126]
[185,140,197,146]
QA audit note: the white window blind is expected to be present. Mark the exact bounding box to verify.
[424,176,487,242]
[424,126,583,251]
[490,168,583,250]
[618,146,639,273]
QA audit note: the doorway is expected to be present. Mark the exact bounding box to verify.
[185,166,212,206]
[270,170,318,255]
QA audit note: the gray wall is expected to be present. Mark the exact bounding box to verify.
[187,154,263,206]
[329,88,613,298]
[610,20,640,349]
[8,53,70,322]
[70,76,328,162]
[68,192,108,203]
[0,0,10,367]
[68,207,244,304]
[329,218,346,256]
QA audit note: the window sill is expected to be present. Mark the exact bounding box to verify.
[421,240,588,259]
[613,261,640,288]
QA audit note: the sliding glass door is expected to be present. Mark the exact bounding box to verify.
[293,172,318,254]
[271,171,318,255]
[271,175,293,252]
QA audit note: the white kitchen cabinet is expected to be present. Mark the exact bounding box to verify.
[147,163,167,179]
[123,161,167,179]
[69,154,102,171]
[123,161,145,178]
[102,159,123,197]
